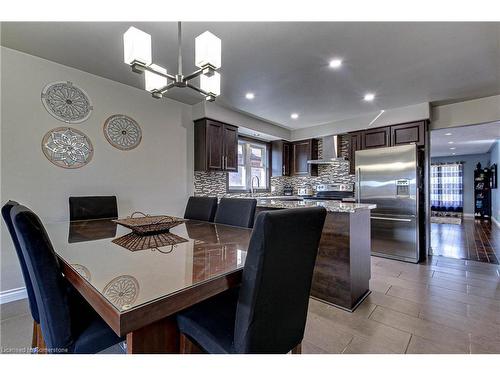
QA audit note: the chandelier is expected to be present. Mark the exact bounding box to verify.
[123,22,221,101]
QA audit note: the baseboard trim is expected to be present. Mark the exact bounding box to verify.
[492,216,500,228]
[0,287,27,304]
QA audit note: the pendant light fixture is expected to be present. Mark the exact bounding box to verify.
[123,22,221,101]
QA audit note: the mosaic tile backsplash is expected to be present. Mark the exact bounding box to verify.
[194,139,356,197]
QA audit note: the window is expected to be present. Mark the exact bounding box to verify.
[228,138,269,191]
[431,162,464,212]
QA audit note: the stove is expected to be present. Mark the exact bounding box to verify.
[302,183,354,201]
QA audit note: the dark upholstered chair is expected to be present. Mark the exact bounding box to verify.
[10,204,123,353]
[2,201,42,348]
[184,196,218,222]
[176,207,327,354]
[69,196,118,221]
[214,198,257,228]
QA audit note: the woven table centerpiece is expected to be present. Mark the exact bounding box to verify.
[113,211,186,235]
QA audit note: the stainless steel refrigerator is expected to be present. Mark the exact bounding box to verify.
[355,144,425,263]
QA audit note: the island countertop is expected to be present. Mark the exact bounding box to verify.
[256,198,376,213]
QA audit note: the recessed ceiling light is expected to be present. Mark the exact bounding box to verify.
[291,113,299,120]
[450,147,456,150]
[245,92,255,100]
[364,93,375,101]
[448,141,454,144]
[452,153,456,155]
[329,59,342,68]
[445,133,452,136]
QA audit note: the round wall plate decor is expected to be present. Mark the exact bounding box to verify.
[103,114,142,150]
[41,127,94,169]
[41,81,93,123]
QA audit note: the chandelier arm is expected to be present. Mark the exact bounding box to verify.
[158,82,176,94]
[186,83,211,97]
[183,68,204,82]
[132,62,176,80]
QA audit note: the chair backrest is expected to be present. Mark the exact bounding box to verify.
[1,201,39,323]
[11,204,74,351]
[69,196,118,221]
[214,198,257,228]
[184,196,218,222]
[233,207,327,353]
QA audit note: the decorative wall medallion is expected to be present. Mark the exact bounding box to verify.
[71,264,91,282]
[103,275,139,310]
[103,114,142,150]
[41,127,93,169]
[41,81,93,123]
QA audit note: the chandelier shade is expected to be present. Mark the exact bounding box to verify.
[123,27,152,66]
[200,71,221,97]
[195,31,222,69]
[145,64,168,92]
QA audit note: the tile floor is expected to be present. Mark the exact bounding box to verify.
[1,255,500,354]
[431,219,499,264]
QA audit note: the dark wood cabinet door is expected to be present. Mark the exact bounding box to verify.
[223,124,238,172]
[362,127,391,149]
[349,132,362,174]
[283,142,291,176]
[271,141,291,176]
[391,121,426,147]
[206,121,224,170]
[292,140,318,176]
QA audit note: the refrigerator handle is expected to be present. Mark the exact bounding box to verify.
[356,168,361,203]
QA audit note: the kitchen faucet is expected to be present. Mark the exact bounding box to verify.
[250,176,260,197]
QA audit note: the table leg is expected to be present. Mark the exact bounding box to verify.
[126,316,180,354]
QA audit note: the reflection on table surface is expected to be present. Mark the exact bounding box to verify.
[46,219,251,312]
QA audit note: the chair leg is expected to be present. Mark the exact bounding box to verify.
[33,322,47,354]
[179,333,205,354]
[291,342,302,354]
[31,322,38,348]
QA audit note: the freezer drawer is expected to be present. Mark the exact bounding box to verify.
[371,215,418,262]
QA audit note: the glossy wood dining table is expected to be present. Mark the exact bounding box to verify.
[45,218,252,353]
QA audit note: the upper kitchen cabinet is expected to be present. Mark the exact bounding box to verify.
[271,140,292,176]
[391,121,426,147]
[194,118,238,172]
[348,132,362,174]
[362,126,391,149]
[292,139,318,176]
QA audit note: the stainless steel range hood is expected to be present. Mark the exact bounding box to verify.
[307,135,345,164]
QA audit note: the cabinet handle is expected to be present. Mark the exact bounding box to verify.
[223,156,226,170]
[282,165,285,175]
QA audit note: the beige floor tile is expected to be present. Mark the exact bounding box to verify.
[0,299,30,322]
[433,271,500,290]
[369,306,469,352]
[369,279,391,294]
[427,284,500,310]
[301,340,330,354]
[304,315,353,354]
[467,285,500,300]
[0,314,33,353]
[406,335,468,354]
[342,336,396,354]
[469,335,500,354]
[365,291,420,317]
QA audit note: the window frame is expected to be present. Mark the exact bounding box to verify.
[227,136,271,193]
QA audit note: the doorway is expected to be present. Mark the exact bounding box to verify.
[429,122,499,263]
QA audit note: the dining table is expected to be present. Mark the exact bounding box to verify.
[45,217,253,353]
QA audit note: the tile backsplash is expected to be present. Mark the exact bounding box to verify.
[194,139,355,197]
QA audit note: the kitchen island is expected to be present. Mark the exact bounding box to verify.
[256,199,376,311]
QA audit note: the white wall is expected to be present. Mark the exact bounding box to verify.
[0,47,194,292]
[431,95,500,130]
[291,102,430,141]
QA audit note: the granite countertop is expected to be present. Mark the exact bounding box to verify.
[256,199,376,213]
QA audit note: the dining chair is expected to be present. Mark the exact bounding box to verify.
[10,203,123,353]
[69,196,118,221]
[214,198,257,228]
[2,200,43,349]
[183,196,218,222]
[176,206,327,354]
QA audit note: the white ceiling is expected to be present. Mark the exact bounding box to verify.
[2,22,499,130]
[431,122,500,157]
